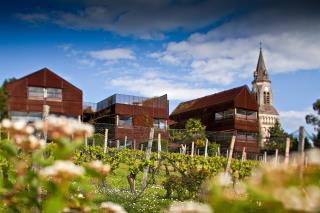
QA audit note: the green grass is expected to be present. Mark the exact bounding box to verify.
[94,163,176,213]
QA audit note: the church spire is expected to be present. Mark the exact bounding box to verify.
[253,45,270,83]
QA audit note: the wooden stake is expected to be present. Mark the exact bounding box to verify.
[104,129,108,153]
[264,151,267,163]
[241,147,246,162]
[157,133,161,161]
[142,128,154,190]
[116,139,120,149]
[124,136,127,149]
[225,135,236,174]
[298,126,305,179]
[84,134,88,147]
[141,144,143,151]
[204,138,208,158]
[133,139,136,150]
[284,137,290,166]
[191,142,195,157]
[274,149,278,165]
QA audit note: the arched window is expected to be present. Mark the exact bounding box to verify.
[264,92,270,104]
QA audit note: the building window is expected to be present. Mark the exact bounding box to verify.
[214,112,224,120]
[264,92,270,104]
[47,88,62,101]
[237,131,257,142]
[28,87,62,101]
[153,119,166,129]
[246,110,257,120]
[118,116,133,127]
[28,87,44,100]
[214,109,234,121]
[236,109,257,120]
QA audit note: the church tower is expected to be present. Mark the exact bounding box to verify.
[252,47,279,147]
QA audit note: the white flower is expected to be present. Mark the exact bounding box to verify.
[88,160,111,176]
[12,120,27,131]
[216,172,232,187]
[306,149,320,165]
[1,119,12,129]
[168,201,212,213]
[77,193,84,199]
[40,160,84,179]
[100,202,127,213]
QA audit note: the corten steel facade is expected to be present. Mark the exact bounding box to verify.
[170,85,260,155]
[6,68,82,121]
[84,94,169,145]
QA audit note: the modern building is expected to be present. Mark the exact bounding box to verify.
[84,94,169,145]
[5,68,82,121]
[170,85,260,155]
[251,48,279,147]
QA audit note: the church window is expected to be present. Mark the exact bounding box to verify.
[264,92,270,104]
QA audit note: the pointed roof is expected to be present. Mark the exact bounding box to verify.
[170,85,258,116]
[252,48,270,83]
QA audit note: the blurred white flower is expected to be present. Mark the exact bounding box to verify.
[216,172,232,187]
[40,160,84,180]
[88,160,111,176]
[1,119,12,129]
[100,202,127,213]
[168,201,212,213]
[33,115,94,139]
[306,149,320,165]
[273,185,320,212]
[77,193,84,199]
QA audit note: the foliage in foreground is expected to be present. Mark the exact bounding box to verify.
[1,116,320,213]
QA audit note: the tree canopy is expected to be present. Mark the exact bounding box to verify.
[306,99,320,148]
[185,118,206,147]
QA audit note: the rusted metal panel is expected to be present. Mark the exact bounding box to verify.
[6,68,82,117]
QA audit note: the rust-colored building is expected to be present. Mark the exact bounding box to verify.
[6,68,82,121]
[170,85,259,155]
[84,94,169,145]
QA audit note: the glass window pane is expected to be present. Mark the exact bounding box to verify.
[215,112,223,120]
[119,116,133,127]
[28,87,44,100]
[246,110,257,119]
[153,119,165,129]
[47,88,62,101]
[224,109,234,119]
[237,131,247,140]
[236,108,247,118]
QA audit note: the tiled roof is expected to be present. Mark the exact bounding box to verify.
[171,85,248,116]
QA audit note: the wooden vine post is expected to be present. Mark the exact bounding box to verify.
[284,137,290,166]
[204,138,208,158]
[124,136,127,149]
[103,129,108,153]
[274,149,279,165]
[157,133,161,163]
[298,126,305,179]
[225,135,236,174]
[142,128,154,190]
[191,141,195,157]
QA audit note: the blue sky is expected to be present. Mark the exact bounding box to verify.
[1,0,320,133]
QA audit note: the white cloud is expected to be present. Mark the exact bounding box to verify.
[153,12,320,84]
[89,48,135,61]
[110,70,218,101]
[16,1,233,39]
[279,108,314,134]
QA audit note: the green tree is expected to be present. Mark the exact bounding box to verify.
[185,118,206,147]
[0,80,9,119]
[265,120,288,152]
[306,99,320,147]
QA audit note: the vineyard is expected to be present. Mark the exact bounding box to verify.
[0,116,319,213]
